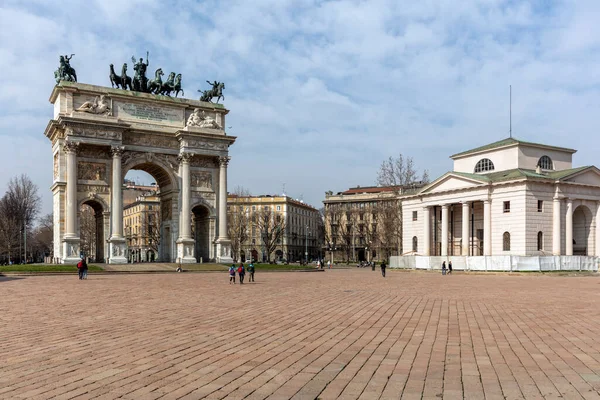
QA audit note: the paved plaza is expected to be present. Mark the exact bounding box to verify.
[2,270,600,400]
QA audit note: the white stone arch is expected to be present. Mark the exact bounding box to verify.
[78,194,110,263]
[121,154,180,192]
[572,203,593,255]
[191,198,216,262]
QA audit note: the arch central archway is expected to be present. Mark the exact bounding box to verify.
[122,157,179,263]
[80,198,107,262]
[573,205,593,255]
[192,205,211,262]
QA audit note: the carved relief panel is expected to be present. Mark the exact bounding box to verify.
[191,171,213,189]
[78,162,107,181]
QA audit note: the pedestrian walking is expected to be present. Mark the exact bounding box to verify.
[380,260,387,278]
[316,260,321,269]
[248,262,255,282]
[238,263,245,284]
[81,258,88,279]
[442,261,447,275]
[448,261,453,274]
[77,258,84,280]
[229,264,236,284]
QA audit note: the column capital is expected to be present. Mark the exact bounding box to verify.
[461,201,470,206]
[441,204,449,210]
[218,156,231,168]
[178,152,193,164]
[110,146,124,158]
[63,140,79,154]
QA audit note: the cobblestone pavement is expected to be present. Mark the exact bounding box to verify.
[2,270,600,400]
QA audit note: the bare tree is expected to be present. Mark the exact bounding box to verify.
[375,154,429,258]
[228,204,249,262]
[31,213,53,261]
[0,196,20,262]
[0,175,41,262]
[255,206,286,263]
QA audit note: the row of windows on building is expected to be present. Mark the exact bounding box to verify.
[410,231,545,252]
[474,155,553,173]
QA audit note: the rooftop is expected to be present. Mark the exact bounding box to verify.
[450,137,577,159]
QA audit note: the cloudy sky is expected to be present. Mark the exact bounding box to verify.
[1,0,599,217]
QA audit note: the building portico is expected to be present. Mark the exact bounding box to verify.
[403,138,600,258]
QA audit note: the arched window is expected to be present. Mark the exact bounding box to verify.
[503,232,511,251]
[412,236,418,252]
[537,231,543,251]
[537,155,553,170]
[474,158,495,173]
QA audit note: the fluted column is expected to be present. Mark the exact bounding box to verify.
[110,146,124,239]
[179,152,192,239]
[483,199,491,256]
[552,196,561,255]
[423,206,431,256]
[596,202,600,256]
[441,204,449,256]
[218,156,230,240]
[565,198,573,256]
[108,146,127,264]
[462,202,470,256]
[64,141,79,239]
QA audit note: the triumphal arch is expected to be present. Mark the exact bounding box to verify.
[45,81,235,264]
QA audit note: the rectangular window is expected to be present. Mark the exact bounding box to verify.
[537,200,543,212]
[252,205,256,211]
[503,201,510,213]
[412,211,418,221]
[276,205,281,211]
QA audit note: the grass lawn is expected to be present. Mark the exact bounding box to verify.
[0,264,103,273]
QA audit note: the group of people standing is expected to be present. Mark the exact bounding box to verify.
[76,257,88,280]
[229,263,255,284]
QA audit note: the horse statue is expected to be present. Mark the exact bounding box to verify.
[174,74,184,98]
[198,80,225,103]
[120,63,133,90]
[159,72,176,96]
[147,68,164,94]
[109,64,123,88]
[54,54,77,83]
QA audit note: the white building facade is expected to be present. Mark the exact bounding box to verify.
[401,138,600,267]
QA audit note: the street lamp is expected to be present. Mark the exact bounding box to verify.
[327,241,337,267]
[304,225,309,265]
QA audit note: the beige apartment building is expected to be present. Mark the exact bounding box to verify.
[323,184,425,263]
[123,182,160,262]
[227,195,322,263]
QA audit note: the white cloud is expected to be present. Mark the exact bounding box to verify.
[1,0,600,216]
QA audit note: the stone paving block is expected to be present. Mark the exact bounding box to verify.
[2,271,600,399]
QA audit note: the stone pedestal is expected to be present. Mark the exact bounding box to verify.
[216,239,233,264]
[62,238,81,264]
[176,238,196,263]
[109,238,127,264]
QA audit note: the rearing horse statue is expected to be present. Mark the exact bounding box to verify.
[147,68,164,94]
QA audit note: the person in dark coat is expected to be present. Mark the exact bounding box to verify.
[380,260,387,278]
[448,261,453,274]
[248,263,255,282]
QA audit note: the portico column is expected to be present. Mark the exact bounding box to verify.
[441,204,449,256]
[108,146,127,264]
[596,202,600,256]
[552,196,561,255]
[216,156,233,262]
[176,152,195,263]
[61,141,81,264]
[565,199,573,256]
[423,206,431,256]
[483,199,491,256]
[462,202,470,256]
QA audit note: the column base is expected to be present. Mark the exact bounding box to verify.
[108,237,128,264]
[62,237,81,264]
[216,238,233,264]
[176,238,196,264]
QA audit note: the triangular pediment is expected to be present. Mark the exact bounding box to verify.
[421,173,486,194]
[562,167,600,186]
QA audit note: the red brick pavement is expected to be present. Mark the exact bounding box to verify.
[1,270,600,399]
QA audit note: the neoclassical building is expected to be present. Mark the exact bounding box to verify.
[402,137,600,258]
